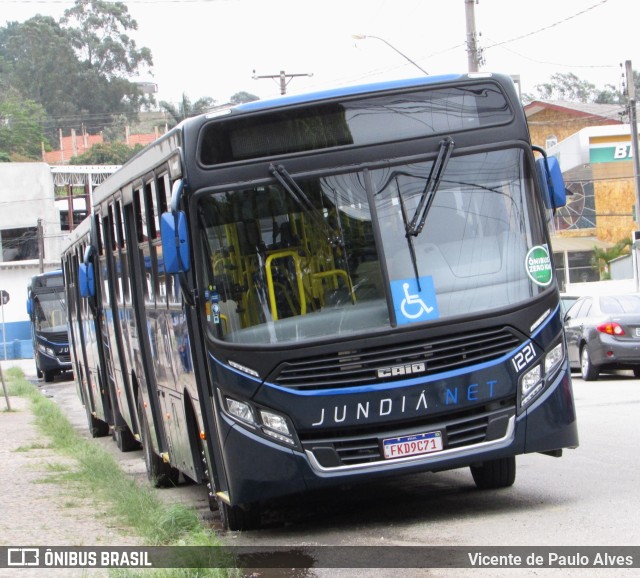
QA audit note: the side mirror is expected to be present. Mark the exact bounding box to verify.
[79,262,96,298]
[27,297,33,316]
[536,155,567,210]
[160,211,190,273]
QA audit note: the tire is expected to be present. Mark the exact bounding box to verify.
[633,368,640,378]
[138,397,179,488]
[219,501,261,532]
[580,345,599,381]
[87,412,110,438]
[43,370,55,383]
[470,456,516,489]
[114,424,140,452]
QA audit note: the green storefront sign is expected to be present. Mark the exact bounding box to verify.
[590,144,633,163]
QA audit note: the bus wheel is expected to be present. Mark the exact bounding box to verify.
[470,456,516,489]
[219,501,261,532]
[114,425,140,452]
[200,443,260,531]
[87,411,110,438]
[138,398,179,488]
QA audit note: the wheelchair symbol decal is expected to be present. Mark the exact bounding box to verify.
[391,276,439,324]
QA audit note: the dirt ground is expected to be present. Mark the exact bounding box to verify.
[0,360,142,578]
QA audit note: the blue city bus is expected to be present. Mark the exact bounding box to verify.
[27,270,72,382]
[68,73,578,530]
[62,217,139,448]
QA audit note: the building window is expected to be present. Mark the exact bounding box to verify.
[568,251,599,283]
[0,227,38,262]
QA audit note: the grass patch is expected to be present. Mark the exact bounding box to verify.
[5,369,240,578]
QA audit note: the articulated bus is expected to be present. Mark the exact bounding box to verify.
[27,270,72,382]
[64,73,578,530]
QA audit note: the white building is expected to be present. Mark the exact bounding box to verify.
[0,163,117,359]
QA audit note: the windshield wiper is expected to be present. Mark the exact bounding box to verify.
[406,136,454,237]
[397,184,423,291]
[269,163,343,247]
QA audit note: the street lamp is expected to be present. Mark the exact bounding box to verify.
[352,34,428,76]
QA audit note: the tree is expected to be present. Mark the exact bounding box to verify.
[523,71,640,105]
[61,0,152,79]
[69,141,143,165]
[591,239,631,280]
[0,88,50,160]
[61,0,154,120]
[0,16,83,123]
[0,2,155,145]
[528,73,598,103]
[159,94,216,128]
[230,91,260,104]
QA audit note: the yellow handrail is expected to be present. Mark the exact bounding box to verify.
[265,250,306,321]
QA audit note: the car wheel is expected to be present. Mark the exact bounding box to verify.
[633,368,640,378]
[580,345,599,381]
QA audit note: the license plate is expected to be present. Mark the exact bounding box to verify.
[383,431,443,459]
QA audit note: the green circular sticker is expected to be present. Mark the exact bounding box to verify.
[526,245,553,286]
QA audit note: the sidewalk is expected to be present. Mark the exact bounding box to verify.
[0,360,140,577]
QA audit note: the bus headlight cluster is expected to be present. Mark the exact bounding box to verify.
[519,342,564,409]
[222,395,297,447]
[37,343,55,357]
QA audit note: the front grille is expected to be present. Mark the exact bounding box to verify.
[272,326,521,391]
[302,403,514,469]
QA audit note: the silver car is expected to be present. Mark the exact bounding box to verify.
[564,293,640,380]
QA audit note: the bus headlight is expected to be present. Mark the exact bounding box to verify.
[222,394,298,447]
[519,340,565,410]
[260,410,290,435]
[544,342,563,374]
[225,398,255,424]
[520,364,543,406]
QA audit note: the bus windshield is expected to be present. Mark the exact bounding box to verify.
[32,291,68,333]
[198,146,546,345]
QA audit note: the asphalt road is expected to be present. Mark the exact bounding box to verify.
[12,361,639,577]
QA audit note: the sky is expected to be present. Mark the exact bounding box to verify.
[0,0,636,107]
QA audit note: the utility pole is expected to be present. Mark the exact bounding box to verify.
[464,0,482,72]
[625,60,640,291]
[626,61,640,225]
[253,70,313,95]
[37,218,44,274]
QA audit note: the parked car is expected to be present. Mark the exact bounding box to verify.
[564,293,640,380]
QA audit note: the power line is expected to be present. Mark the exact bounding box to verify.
[483,0,610,50]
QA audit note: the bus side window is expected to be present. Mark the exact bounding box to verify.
[156,173,174,306]
[135,186,154,302]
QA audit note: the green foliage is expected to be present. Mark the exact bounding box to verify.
[0,88,50,159]
[0,1,155,146]
[591,238,632,280]
[160,94,216,129]
[229,91,259,105]
[523,71,640,105]
[69,141,144,165]
[61,0,153,79]
[5,369,236,578]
